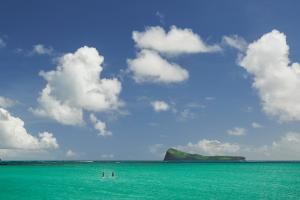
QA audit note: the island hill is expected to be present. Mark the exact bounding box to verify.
[164,148,246,162]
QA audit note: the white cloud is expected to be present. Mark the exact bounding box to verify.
[128,26,220,84]
[270,132,300,160]
[30,85,84,125]
[66,149,77,157]
[128,49,189,83]
[0,38,6,48]
[223,35,248,51]
[227,127,246,136]
[178,139,240,156]
[133,26,221,55]
[240,30,300,122]
[90,113,112,137]
[177,132,300,160]
[151,100,170,112]
[0,96,17,108]
[31,46,122,125]
[0,108,58,150]
[252,122,263,128]
[243,132,300,160]
[32,44,53,55]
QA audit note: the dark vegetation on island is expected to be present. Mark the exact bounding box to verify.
[164,148,246,162]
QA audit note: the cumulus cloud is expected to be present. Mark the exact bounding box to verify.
[178,139,240,156]
[177,132,300,160]
[270,132,300,160]
[223,35,248,51]
[133,26,221,55]
[31,86,84,125]
[128,26,221,84]
[32,44,53,55]
[252,122,263,128]
[151,100,170,112]
[0,108,58,150]
[240,30,300,122]
[31,46,122,125]
[243,132,300,160]
[0,96,17,108]
[227,127,246,136]
[128,49,189,83]
[90,114,112,137]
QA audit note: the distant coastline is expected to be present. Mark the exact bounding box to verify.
[163,148,246,162]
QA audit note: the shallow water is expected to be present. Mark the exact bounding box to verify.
[0,162,300,199]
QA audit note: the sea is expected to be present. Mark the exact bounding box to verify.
[0,161,299,200]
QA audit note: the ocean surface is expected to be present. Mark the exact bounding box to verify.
[0,161,300,200]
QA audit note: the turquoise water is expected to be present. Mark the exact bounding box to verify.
[0,162,300,199]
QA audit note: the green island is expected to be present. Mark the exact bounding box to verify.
[164,148,246,162]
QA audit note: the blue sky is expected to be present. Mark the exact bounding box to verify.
[1,0,300,160]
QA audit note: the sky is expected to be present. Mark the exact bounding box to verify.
[1,0,300,160]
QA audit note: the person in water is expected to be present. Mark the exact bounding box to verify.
[112,171,115,177]
[102,172,105,178]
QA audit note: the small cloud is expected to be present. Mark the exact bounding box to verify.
[90,114,112,137]
[227,127,246,136]
[151,100,170,112]
[32,44,53,55]
[66,150,77,158]
[252,122,263,128]
[175,101,205,122]
[177,139,240,156]
[133,25,222,55]
[128,49,189,84]
[222,35,248,52]
[0,38,6,48]
[177,108,196,122]
[0,96,17,108]
[155,11,165,24]
[205,96,215,101]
